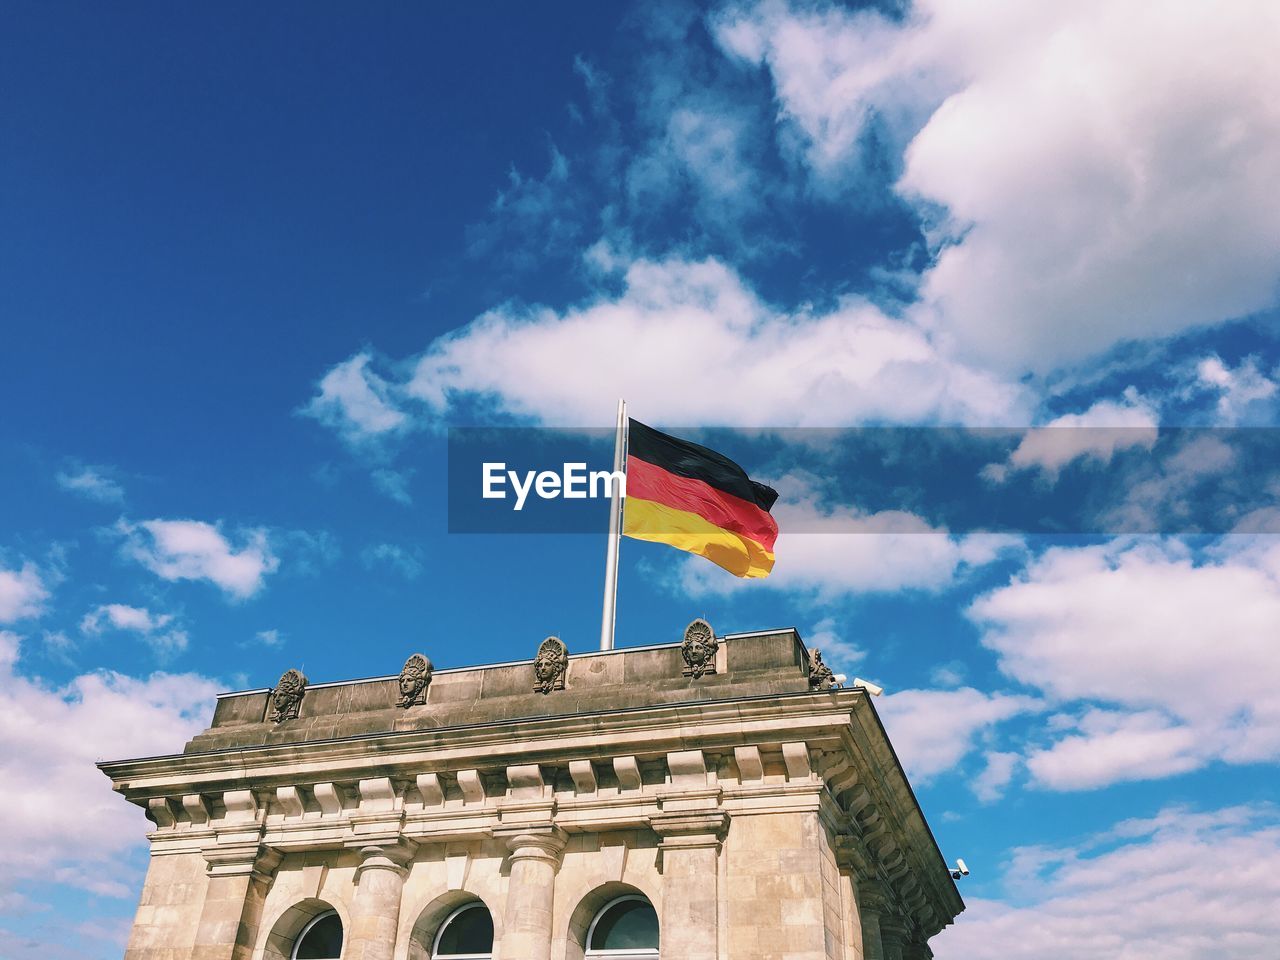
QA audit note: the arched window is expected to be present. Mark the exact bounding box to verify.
[292,910,343,960]
[585,895,659,959]
[432,902,494,959]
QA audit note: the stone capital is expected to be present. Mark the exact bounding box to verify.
[347,836,418,880]
[858,882,894,918]
[650,810,730,852]
[201,841,282,882]
[495,824,568,866]
[879,914,911,947]
[833,834,871,877]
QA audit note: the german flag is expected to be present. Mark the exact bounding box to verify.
[623,419,779,578]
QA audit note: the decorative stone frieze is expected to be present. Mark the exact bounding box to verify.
[313,781,346,815]
[146,797,176,829]
[396,653,432,707]
[568,759,597,793]
[457,768,487,804]
[733,744,763,781]
[415,773,443,806]
[182,794,210,826]
[681,618,718,677]
[267,668,307,723]
[782,741,813,780]
[614,755,643,790]
[357,777,398,813]
[532,635,568,693]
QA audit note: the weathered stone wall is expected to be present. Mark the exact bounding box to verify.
[189,630,810,754]
[102,628,960,960]
[125,852,207,960]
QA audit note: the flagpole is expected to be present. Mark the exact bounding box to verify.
[599,398,627,651]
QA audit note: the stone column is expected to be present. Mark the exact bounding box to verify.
[192,843,282,960]
[857,887,889,960]
[345,839,418,960]
[651,810,729,960]
[496,826,567,960]
[879,916,908,960]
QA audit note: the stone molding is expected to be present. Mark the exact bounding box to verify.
[201,841,282,883]
[104,692,963,941]
[650,810,731,852]
[495,824,569,866]
[349,837,419,880]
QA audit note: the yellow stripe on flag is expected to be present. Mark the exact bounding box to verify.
[623,497,775,578]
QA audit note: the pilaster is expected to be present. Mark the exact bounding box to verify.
[652,805,728,960]
[191,842,282,960]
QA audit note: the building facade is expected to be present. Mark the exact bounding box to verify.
[100,624,963,960]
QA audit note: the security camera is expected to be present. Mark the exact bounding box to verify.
[852,677,884,697]
[950,859,969,879]
[832,673,848,686]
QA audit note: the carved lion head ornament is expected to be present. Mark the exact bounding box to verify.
[397,653,433,708]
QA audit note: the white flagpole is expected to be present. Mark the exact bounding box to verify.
[599,398,627,651]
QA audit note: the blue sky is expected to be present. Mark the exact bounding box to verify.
[3,2,1280,957]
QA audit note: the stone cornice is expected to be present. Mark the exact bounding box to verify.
[99,690,863,788]
[102,687,963,937]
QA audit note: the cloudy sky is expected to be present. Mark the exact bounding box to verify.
[3,2,1279,957]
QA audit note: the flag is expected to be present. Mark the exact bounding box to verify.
[623,419,779,578]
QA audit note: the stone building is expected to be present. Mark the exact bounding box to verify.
[100,624,963,960]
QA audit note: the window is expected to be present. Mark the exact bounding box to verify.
[432,902,494,959]
[585,895,659,958]
[292,911,342,960]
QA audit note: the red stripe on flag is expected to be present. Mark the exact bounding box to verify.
[627,455,778,552]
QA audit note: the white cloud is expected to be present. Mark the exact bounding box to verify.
[0,563,50,624]
[360,543,424,580]
[254,629,285,648]
[972,750,1020,803]
[718,0,1280,373]
[371,468,413,505]
[1094,433,1239,533]
[803,615,863,672]
[466,145,583,269]
[969,537,1280,789]
[1025,708,1203,791]
[116,519,279,600]
[935,804,1280,960]
[0,631,219,903]
[403,256,1024,427]
[984,390,1159,482]
[301,351,410,445]
[54,465,124,504]
[1192,354,1278,425]
[677,481,1022,598]
[80,604,189,657]
[876,687,1040,784]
